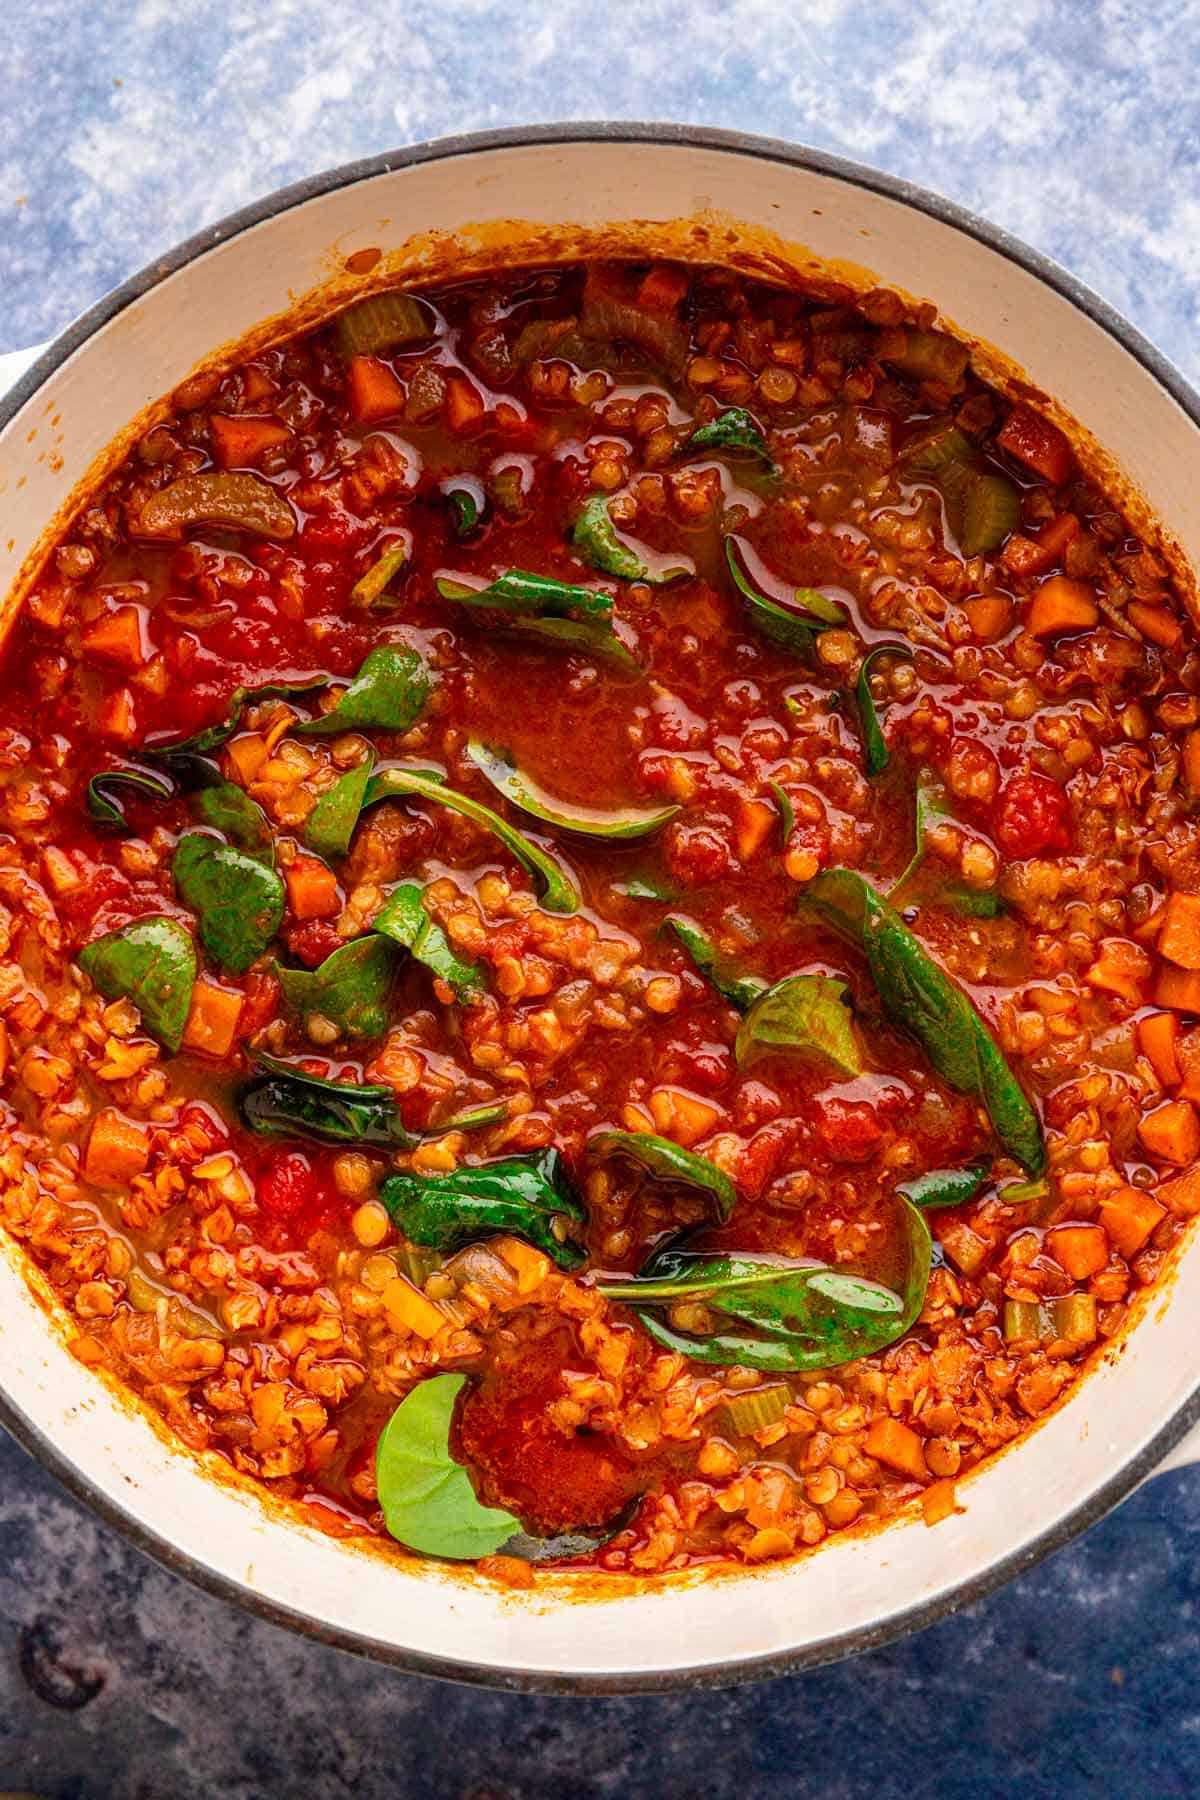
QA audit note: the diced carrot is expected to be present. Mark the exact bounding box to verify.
[997,403,1074,485]
[1158,892,1200,969]
[445,376,486,433]
[1156,964,1200,1013]
[1026,576,1098,639]
[226,733,269,784]
[962,594,1012,642]
[865,1417,928,1482]
[921,1479,963,1527]
[26,581,73,629]
[636,267,690,312]
[1045,1224,1108,1281]
[181,978,244,1058]
[41,846,82,897]
[1100,1185,1166,1257]
[1001,513,1081,579]
[1138,1011,1181,1086]
[210,413,292,468]
[1157,1165,1200,1217]
[1083,937,1151,1005]
[648,1085,721,1147]
[345,355,405,425]
[1176,1029,1200,1103]
[97,686,138,743]
[84,1108,150,1188]
[81,605,146,670]
[1184,730,1200,796]
[285,856,339,921]
[241,367,275,405]
[381,1274,447,1340]
[495,1236,553,1294]
[734,795,775,861]
[1137,1097,1200,1166]
[1128,601,1182,649]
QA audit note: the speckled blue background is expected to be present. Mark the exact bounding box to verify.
[3,1,1200,1794]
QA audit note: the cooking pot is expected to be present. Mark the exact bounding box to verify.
[1,124,1198,1693]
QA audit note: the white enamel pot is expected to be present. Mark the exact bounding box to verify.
[2,124,1199,1694]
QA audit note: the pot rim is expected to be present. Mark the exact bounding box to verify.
[3,120,1199,1696]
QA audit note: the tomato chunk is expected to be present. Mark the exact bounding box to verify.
[992,772,1071,857]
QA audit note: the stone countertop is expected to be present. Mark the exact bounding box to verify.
[2,1,1200,1794]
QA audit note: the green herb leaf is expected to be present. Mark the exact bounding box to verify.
[724,536,848,655]
[86,766,175,829]
[665,914,767,1012]
[735,974,862,1077]
[856,643,913,776]
[276,935,399,1038]
[364,765,579,915]
[376,1373,521,1559]
[896,1161,991,1210]
[336,291,431,357]
[294,646,432,738]
[802,868,1046,1175]
[239,1052,417,1148]
[465,741,679,840]
[435,568,637,670]
[191,782,274,865]
[940,883,1007,919]
[146,678,330,758]
[685,407,776,470]
[588,1130,736,1223]
[888,767,951,900]
[304,759,375,861]
[379,1147,587,1270]
[767,779,794,843]
[600,1202,930,1372]
[173,833,284,975]
[372,881,485,1002]
[350,540,409,608]
[77,916,196,1054]
[571,495,692,585]
[439,1099,511,1133]
[614,875,676,902]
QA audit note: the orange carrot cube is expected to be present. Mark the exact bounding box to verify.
[865,1417,928,1482]
[81,605,146,670]
[210,413,291,468]
[285,856,339,920]
[345,356,405,425]
[1026,576,1098,639]
[84,1108,150,1188]
[1099,1186,1166,1257]
[1159,892,1200,970]
[181,978,244,1058]
[1045,1224,1108,1281]
[1137,1098,1200,1166]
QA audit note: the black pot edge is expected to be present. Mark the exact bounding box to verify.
[3,119,1199,1697]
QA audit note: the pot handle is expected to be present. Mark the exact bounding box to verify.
[0,341,48,393]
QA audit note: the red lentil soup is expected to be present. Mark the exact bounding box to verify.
[5,257,1198,1582]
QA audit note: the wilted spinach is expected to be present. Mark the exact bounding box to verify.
[304,758,375,861]
[724,535,848,656]
[434,569,637,670]
[77,916,196,1054]
[146,677,329,758]
[372,881,485,1003]
[173,833,284,975]
[855,643,914,777]
[588,1130,736,1223]
[240,1053,418,1148]
[571,495,692,585]
[665,914,767,1012]
[734,974,862,1078]
[191,781,275,865]
[276,935,399,1038]
[379,1147,587,1269]
[896,1161,991,1211]
[294,645,432,737]
[685,407,776,470]
[86,766,175,829]
[466,741,679,840]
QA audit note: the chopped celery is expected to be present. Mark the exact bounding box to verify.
[1003,1300,1044,1342]
[903,421,972,475]
[722,1385,790,1436]
[1052,1293,1098,1345]
[336,291,431,357]
[350,541,409,608]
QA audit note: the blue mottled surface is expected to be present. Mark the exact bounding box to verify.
[3,1,1200,1794]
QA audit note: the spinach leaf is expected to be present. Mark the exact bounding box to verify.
[192,782,274,865]
[665,914,767,1012]
[86,766,175,829]
[599,1201,930,1372]
[767,779,794,843]
[147,678,329,758]
[440,1099,511,1133]
[734,974,862,1077]
[571,496,692,585]
[350,540,409,608]
[77,915,196,1054]
[940,883,1007,920]
[435,569,638,670]
[856,643,913,777]
[896,1161,991,1211]
[888,767,951,900]
[724,536,848,655]
[802,868,1046,1175]
[173,833,284,975]
[685,407,776,470]
[372,881,485,1002]
[615,875,676,902]
[294,646,432,737]
[304,758,375,861]
[365,765,579,915]
[239,1052,418,1148]
[379,1147,587,1270]
[588,1130,736,1223]
[466,741,679,840]
[376,1373,521,1559]
[276,935,399,1038]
